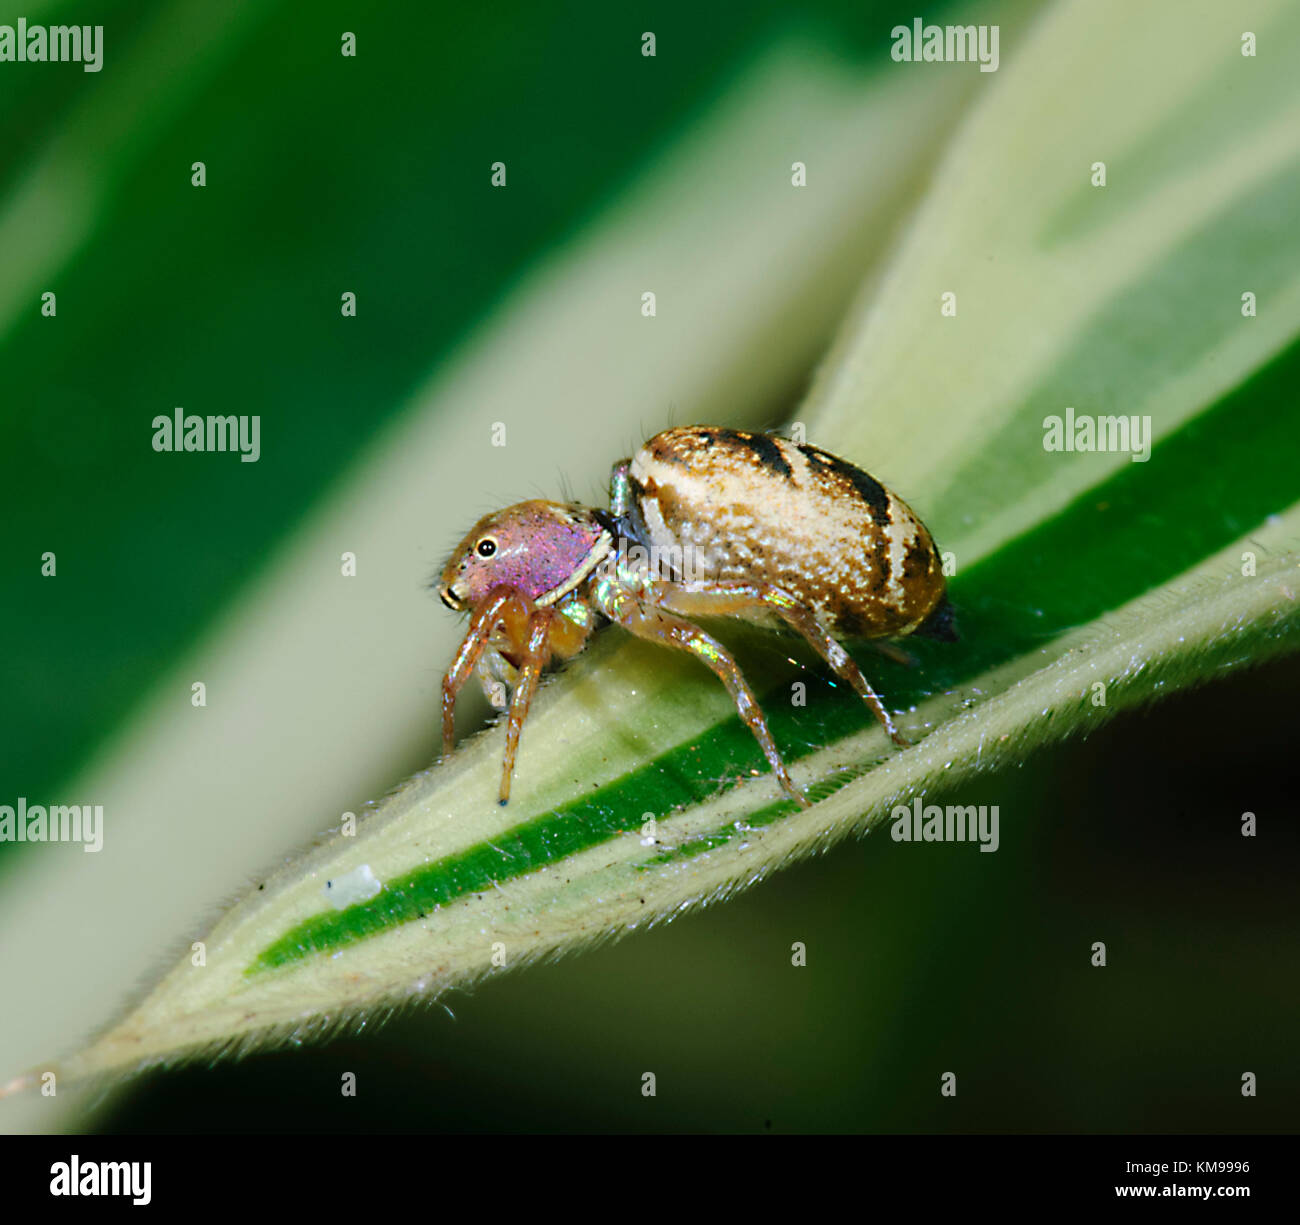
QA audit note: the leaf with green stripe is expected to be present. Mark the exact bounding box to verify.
[7,0,1300,1095]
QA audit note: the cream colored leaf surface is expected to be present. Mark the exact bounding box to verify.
[807,0,1300,561]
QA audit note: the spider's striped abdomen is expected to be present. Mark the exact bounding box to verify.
[626,427,951,640]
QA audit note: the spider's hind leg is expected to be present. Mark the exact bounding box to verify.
[866,639,916,668]
[656,580,911,749]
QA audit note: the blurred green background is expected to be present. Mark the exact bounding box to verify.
[2,0,1296,1132]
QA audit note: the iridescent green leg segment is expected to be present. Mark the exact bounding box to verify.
[659,580,909,747]
[608,459,634,517]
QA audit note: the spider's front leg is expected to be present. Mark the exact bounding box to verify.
[655,579,910,747]
[441,585,530,757]
[498,609,554,805]
[476,646,518,712]
[598,585,810,808]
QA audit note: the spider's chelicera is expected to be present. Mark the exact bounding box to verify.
[436,427,957,808]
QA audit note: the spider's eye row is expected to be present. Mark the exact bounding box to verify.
[476,537,497,558]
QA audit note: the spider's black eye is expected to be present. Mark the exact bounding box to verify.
[476,538,497,558]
